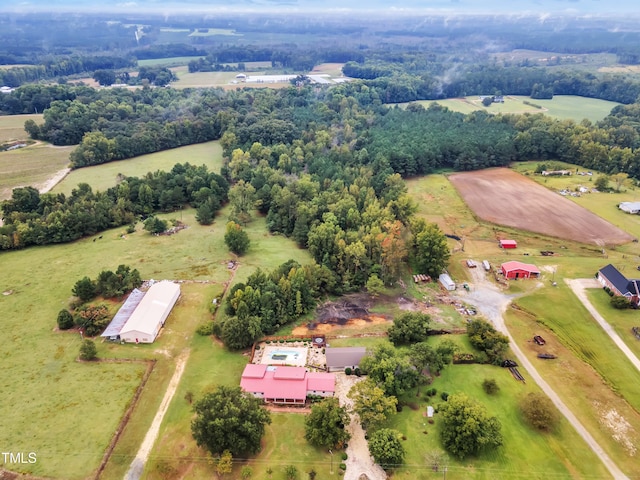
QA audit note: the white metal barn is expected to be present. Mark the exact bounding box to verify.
[438,273,456,291]
[119,281,181,343]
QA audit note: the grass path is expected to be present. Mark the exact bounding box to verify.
[124,350,190,480]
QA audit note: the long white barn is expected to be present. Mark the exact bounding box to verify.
[119,281,181,343]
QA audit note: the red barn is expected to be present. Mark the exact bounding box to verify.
[501,261,540,279]
[499,239,517,249]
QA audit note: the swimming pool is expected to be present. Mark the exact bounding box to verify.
[260,346,308,367]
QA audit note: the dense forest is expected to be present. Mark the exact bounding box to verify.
[0,163,228,249]
[5,12,640,288]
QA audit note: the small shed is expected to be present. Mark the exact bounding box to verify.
[427,406,434,418]
[619,202,640,214]
[438,273,456,291]
[499,239,517,249]
[501,261,540,280]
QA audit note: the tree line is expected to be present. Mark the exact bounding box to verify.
[0,163,228,250]
[0,55,136,88]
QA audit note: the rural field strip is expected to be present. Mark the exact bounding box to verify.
[124,350,190,480]
[565,278,640,373]
[458,269,629,480]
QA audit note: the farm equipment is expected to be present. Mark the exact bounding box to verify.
[537,353,557,359]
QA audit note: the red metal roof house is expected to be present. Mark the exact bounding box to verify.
[240,364,335,405]
[499,239,517,249]
[501,261,540,279]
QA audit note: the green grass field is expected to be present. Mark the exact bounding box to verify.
[0,142,73,200]
[188,28,241,37]
[0,114,42,142]
[505,294,640,478]
[585,288,640,366]
[396,95,620,123]
[137,56,205,67]
[52,141,223,196]
[387,360,609,480]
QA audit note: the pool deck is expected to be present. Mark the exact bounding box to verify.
[259,345,309,368]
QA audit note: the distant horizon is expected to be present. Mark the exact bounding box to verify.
[1,0,640,16]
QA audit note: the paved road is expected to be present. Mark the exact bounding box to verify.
[456,268,629,480]
[565,278,640,373]
[124,350,190,480]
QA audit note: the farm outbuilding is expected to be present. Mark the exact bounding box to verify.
[119,281,181,343]
[439,273,456,291]
[325,347,367,372]
[619,202,640,214]
[597,264,640,306]
[101,288,146,340]
[501,261,540,279]
[499,239,517,249]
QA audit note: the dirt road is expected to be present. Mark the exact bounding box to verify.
[456,268,629,480]
[565,278,640,373]
[334,373,387,480]
[124,350,190,480]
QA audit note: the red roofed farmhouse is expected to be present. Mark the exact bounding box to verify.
[501,261,540,279]
[240,364,335,405]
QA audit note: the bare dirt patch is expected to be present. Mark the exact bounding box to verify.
[449,168,634,245]
[292,295,390,336]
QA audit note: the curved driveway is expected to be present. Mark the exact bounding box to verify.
[565,278,640,372]
[456,268,629,480]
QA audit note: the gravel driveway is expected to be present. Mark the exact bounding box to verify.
[334,373,387,480]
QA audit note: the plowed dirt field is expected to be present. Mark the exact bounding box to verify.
[449,168,634,245]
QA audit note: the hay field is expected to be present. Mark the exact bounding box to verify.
[0,143,72,200]
[52,141,223,196]
[448,168,634,245]
[397,95,620,123]
[0,114,42,142]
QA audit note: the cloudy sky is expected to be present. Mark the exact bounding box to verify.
[3,0,639,14]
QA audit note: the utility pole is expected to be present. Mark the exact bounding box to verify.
[443,466,447,480]
[329,449,333,475]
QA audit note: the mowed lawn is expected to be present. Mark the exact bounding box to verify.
[506,282,640,477]
[1,199,312,479]
[395,95,619,123]
[53,141,223,196]
[0,113,42,142]
[387,360,609,480]
[0,143,73,200]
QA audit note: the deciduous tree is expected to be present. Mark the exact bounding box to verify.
[191,386,271,457]
[348,379,397,431]
[413,222,450,278]
[368,428,405,468]
[304,397,351,448]
[388,312,431,345]
[519,392,560,431]
[224,221,250,255]
[440,393,503,459]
